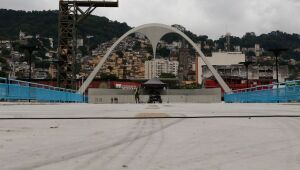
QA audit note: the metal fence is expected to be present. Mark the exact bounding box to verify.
[224,80,300,103]
[0,77,85,103]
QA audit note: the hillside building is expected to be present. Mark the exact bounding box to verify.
[196,52,246,84]
[145,59,179,79]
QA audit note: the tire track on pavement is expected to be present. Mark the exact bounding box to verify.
[74,119,143,170]
[99,119,147,169]
[120,119,155,168]
[144,119,165,170]
[3,116,185,170]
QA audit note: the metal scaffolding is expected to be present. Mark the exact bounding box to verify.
[57,0,118,89]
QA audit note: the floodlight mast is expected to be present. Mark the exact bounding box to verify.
[57,0,118,89]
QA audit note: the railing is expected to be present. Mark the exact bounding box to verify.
[0,77,86,103]
[224,80,300,103]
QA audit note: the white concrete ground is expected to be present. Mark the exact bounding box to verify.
[0,103,300,170]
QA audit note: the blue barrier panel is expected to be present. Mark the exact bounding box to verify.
[224,80,300,103]
[0,77,86,103]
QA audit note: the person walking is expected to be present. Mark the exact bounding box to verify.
[134,87,140,103]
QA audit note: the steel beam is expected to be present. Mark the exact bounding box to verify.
[57,0,118,89]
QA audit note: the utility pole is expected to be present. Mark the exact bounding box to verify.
[57,0,119,89]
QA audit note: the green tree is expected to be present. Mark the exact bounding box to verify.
[0,57,9,77]
[0,9,131,46]
[245,51,256,57]
[78,46,88,56]
[157,47,170,58]
[116,50,124,58]
[160,73,176,78]
[1,49,11,57]
[133,41,141,50]
[100,73,118,81]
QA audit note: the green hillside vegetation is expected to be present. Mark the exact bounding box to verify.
[0,9,131,47]
[215,31,300,60]
[1,9,300,57]
[0,9,300,79]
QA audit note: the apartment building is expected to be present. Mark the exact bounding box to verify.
[145,59,179,79]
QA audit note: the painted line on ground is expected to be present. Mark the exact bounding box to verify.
[0,115,300,120]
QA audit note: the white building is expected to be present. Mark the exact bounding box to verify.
[145,59,179,79]
[196,52,245,84]
[135,32,146,39]
[77,39,84,47]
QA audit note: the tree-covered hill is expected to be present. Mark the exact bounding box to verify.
[215,31,300,51]
[0,9,131,46]
[1,8,300,60]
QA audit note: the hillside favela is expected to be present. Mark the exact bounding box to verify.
[0,1,300,170]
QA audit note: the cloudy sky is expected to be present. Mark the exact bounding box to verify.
[1,0,300,39]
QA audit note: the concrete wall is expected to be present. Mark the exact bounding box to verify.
[88,88,221,104]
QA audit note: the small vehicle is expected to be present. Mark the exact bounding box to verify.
[148,94,162,103]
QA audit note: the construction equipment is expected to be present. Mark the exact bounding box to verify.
[57,0,118,89]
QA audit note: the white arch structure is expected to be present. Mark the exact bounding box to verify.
[79,23,231,94]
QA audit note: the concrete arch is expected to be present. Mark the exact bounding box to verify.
[79,23,231,94]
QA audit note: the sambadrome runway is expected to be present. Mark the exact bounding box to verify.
[0,103,300,170]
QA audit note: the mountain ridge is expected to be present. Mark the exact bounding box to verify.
[0,8,300,57]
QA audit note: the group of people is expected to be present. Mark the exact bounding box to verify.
[110,87,140,104]
[110,87,161,104]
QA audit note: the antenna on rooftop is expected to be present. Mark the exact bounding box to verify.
[225,32,231,52]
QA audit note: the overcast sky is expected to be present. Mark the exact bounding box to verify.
[1,0,300,39]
